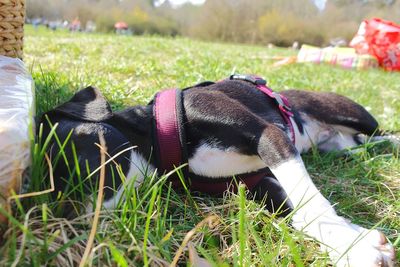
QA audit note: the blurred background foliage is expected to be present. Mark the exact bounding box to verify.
[26,0,400,46]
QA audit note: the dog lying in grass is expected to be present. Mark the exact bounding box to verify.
[40,75,396,266]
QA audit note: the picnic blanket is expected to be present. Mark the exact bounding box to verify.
[296,45,378,70]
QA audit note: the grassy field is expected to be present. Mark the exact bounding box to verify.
[0,25,399,266]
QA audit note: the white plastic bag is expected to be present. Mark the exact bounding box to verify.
[0,55,34,222]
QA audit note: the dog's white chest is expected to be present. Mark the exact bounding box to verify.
[188,144,266,178]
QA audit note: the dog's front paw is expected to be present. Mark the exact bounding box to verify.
[328,229,395,267]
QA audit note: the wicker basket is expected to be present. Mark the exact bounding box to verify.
[0,0,25,59]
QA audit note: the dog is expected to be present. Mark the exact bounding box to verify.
[40,75,396,267]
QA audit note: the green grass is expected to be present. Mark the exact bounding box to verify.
[0,25,399,266]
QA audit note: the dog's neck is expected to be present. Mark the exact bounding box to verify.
[109,104,154,162]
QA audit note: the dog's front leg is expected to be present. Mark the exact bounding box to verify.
[257,126,395,267]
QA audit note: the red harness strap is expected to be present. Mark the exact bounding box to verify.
[230,74,295,144]
[153,89,185,172]
[257,83,295,143]
[181,170,270,195]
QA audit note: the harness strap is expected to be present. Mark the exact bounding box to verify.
[153,89,187,173]
[170,169,271,194]
[191,173,263,194]
[230,74,296,144]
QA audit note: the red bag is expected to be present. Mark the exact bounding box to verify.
[350,18,400,71]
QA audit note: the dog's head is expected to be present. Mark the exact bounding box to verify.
[39,87,144,212]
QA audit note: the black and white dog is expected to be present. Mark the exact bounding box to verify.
[40,75,396,267]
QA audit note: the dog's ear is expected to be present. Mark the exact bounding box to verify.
[46,86,112,122]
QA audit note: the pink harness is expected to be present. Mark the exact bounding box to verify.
[153,75,295,193]
[230,74,295,144]
[153,89,185,172]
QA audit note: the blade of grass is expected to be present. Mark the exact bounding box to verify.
[238,184,246,266]
[142,184,158,266]
[79,134,107,267]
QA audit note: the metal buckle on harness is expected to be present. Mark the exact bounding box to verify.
[272,92,292,112]
[230,74,267,86]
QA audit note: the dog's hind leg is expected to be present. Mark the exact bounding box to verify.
[257,124,395,267]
